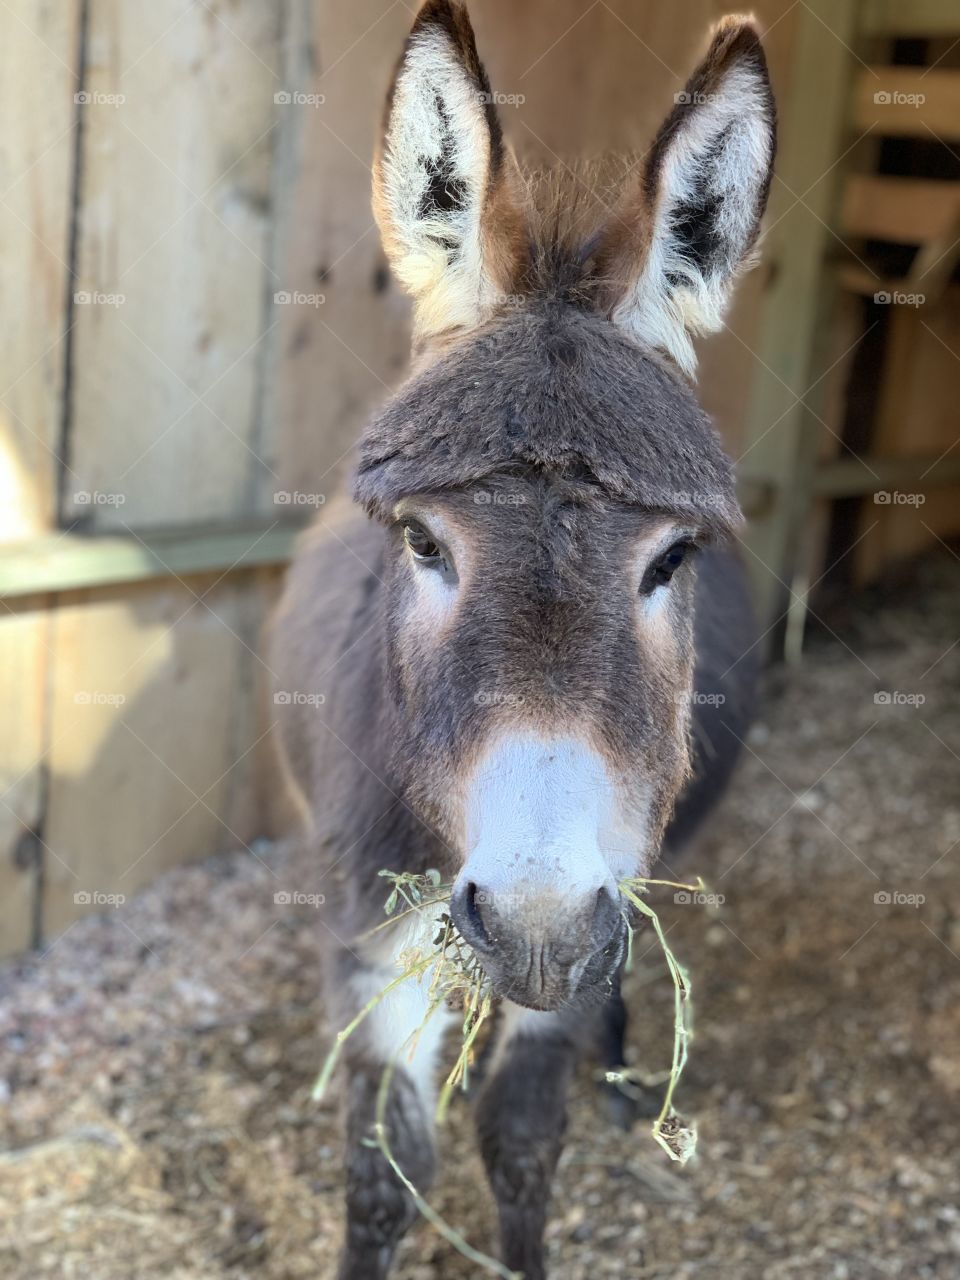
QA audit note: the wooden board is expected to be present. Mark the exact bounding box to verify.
[862,0,960,38]
[840,175,960,245]
[65,0,280,530]
[737,0,860,634]
[855,286,960,582]
[0,519,304,598]
[0,0,80,540]
[853,68,960,141]
[258,0,412,517]
[0,603,52,956]
[40,574,275,938]
[0,2,81,957]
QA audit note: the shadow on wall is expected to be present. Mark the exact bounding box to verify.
[0,567,294,955]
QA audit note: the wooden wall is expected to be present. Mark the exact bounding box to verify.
[3,0,949,956]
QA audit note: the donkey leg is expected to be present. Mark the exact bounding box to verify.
[474,1008,577,1280]
[597,967,638,1129]
[338,1056,433,1280]
[596,968,662,1127]
[335,959,452,1280]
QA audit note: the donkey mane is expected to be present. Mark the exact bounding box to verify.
[519,160,642,303]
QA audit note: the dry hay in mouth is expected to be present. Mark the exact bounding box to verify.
[312,870,493,1120]
[312,868,707,1275]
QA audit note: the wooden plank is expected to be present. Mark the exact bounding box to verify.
[840,175,960,244]
[243,566,288,840]
[259,0,412,517]
[65,0,280,530]
[814,453,960,497]
[0,1,80,541]
[0,605,52,957]
[0,519,306,599]
[737,0,860,637]
[853,69,960,141]
[862,0,960,38]
[0,2,81,956]
[41,575,272,938]
[854,287,960,581]
[907,208,960,302]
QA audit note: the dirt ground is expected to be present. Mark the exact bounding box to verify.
[2,552,959,1280]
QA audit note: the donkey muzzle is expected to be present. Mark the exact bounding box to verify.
[449,876,625,1010]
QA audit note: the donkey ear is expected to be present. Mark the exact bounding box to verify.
[600,16,776,376]
[373,0,526,341]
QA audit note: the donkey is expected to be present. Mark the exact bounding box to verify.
[269,3,775,1276]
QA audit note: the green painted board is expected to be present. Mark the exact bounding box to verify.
[0,521,305,599]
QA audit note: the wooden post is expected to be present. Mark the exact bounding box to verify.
[0,2,83,954]
[737,0,859,653]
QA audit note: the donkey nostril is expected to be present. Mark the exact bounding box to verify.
[454,881,493,950]
[465,882,493,946]
[590,885,622,952]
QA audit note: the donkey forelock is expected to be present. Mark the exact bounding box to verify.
[354,299,741,536]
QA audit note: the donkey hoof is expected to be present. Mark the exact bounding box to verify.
[601,1078,665,1129]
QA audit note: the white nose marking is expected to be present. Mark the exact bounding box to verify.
[462,733,643,893]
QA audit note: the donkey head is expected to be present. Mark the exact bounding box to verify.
[356,0,775,1010]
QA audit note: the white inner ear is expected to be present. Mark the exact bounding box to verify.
[381,29,495,337]
[615,63,773,376]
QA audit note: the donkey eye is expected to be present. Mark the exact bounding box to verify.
[640,539,695,596]
[403,520,443,563]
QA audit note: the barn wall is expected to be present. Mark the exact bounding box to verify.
[0,0,949,955]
